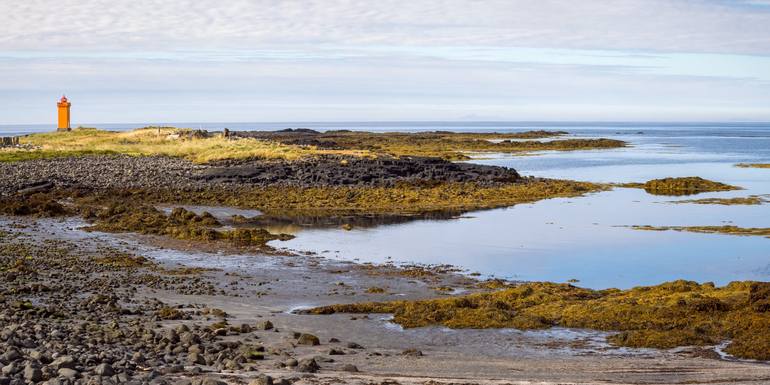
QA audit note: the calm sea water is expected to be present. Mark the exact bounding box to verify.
[276,122,768,289]
[3,121,770,289]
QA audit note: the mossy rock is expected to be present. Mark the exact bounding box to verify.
[82,203,292,247]
[308,279,770,360]
[297,333,320,346]
[641,177,739,196]
[156,307,185,320]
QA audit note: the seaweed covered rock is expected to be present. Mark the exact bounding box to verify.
[632,225,770,238]
[0,193,68,217]
[169,207,220,226]
[234,130,624,161]
[87,204,171,233]
[749,282,770,312]
[222,228,293,246]
[639,177,740,196]
[308,280,770,360]
[84,204,292,247]
[296,333,321,346]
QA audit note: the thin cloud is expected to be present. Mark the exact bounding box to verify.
[1,0,769,124]
[1,0,769,54]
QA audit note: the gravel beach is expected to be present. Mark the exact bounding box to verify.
[2,216,770,385]
[1,152,768,385]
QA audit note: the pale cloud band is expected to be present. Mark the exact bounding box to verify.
[3,0,770,54]
[1,0,769,124]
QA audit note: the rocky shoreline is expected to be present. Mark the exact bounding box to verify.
[3,216,770,385]
[0,155,520,196]
[0,152,597,225]
[3,138,769,384]
[0,219,454,385]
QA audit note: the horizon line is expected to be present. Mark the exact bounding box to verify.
[3,120,770,128]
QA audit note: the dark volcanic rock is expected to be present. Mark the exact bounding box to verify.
[0,232,241,385]
[22,364,42,382]
[198,156,520,187]
[0,154,520,196]
[50,356,76,370]
[94,363,114,376]
[0,155,202,195]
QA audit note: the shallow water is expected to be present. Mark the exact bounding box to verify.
[5,122,770,289]
[278,124,770,289]
[157,204,262,220]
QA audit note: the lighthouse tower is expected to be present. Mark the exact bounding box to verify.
[57,95,71,131]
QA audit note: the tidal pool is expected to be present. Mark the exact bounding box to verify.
[279,125,770,289]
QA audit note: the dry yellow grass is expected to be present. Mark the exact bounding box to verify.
[9,127,369,163]
[4,127,626,163]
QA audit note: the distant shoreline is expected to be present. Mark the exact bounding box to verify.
[2,120,770,137]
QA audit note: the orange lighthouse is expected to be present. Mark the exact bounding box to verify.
[57,95,71,131]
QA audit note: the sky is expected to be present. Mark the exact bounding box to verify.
[1,0,770,125]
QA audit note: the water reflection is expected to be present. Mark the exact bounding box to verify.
[279,127,770,289]
[143,126,769,290]
[158,203,465,233]
[239,211,463,230]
